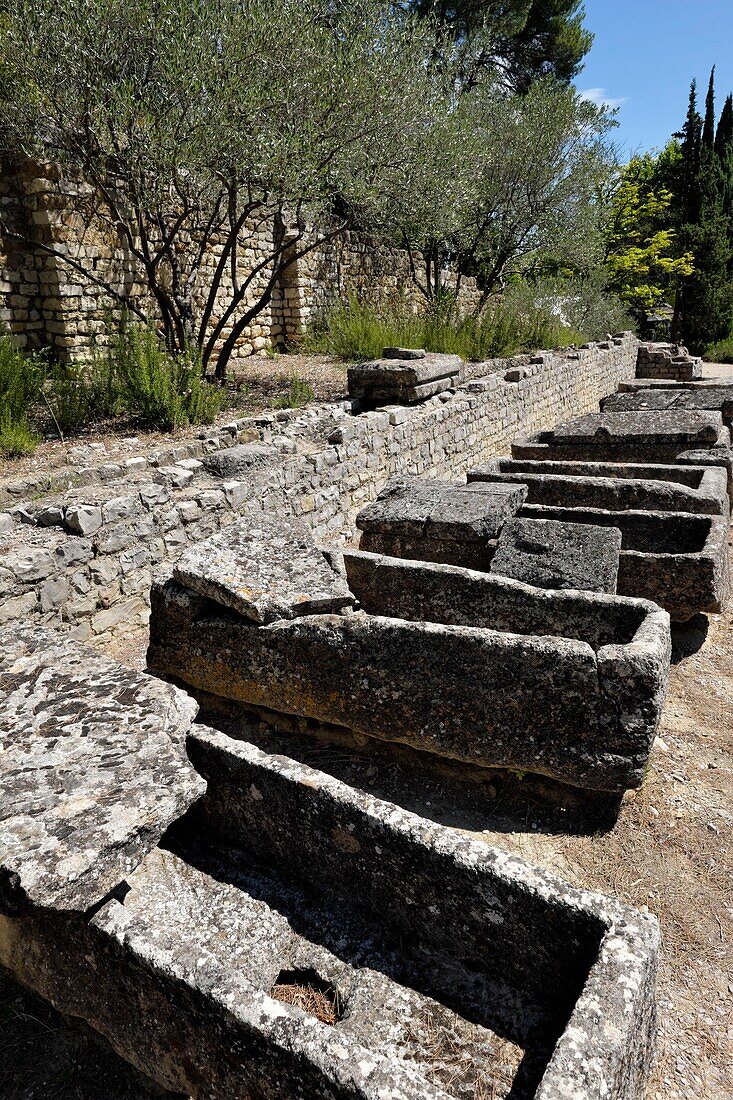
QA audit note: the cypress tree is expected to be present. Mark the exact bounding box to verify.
[702,67,716,149]
[715,93,733,156]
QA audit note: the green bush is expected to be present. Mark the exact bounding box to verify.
[0,410,40,457]
[704,336,733,363]
[107,320,224,430]
[0,337,44,456]
[272,372,315,410]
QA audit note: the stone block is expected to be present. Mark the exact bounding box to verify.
[65,503,103,536]
[202,443,278,479]
[490,517,622,594]
[517,504,730,621]
[0,627,203,913]
[348,350,462,405]
[357,476,527,570]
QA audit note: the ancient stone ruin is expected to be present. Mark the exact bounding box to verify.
[2,335,732,1099]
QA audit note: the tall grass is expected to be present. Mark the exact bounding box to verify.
[704,336,733,363]
[0,319,225,458]
[304,296,582,362]
[0,339,43,456]
[303,276,630,362]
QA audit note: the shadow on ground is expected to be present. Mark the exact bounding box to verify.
[0,968,179,1100]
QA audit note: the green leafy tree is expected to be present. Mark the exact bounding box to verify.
[396,0,593,91]
[0,0,457,378]
[605,148,694,323]
[392,77,616,311]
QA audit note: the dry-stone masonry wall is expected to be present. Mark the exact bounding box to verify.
[0,160,479,361]
[0,335,639,645]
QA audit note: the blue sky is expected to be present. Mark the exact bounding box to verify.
[578,0,733,159]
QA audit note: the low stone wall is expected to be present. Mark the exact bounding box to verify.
[0,334,639,645]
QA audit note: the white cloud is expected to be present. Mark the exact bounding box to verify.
[579,87,628,111]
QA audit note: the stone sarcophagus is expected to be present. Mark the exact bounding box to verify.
[147,517,671,794]
[512,410,730,464]
[0,627,661,1100]
[468,457,730,517]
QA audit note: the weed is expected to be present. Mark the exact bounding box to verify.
[272,371,314,410]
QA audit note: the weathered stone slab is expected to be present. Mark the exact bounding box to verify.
[357,476,527,569]
[201,443,278,479]
[0,727,661,1100]
[149,548,671,793]
[513,411,729,464]
[602,386,733,426]
[516,505,730,621]
[468,460,730,517]
[490,517,622,594]
[173,513,356,624]
[0,627,203,914]
[348,350,462,405]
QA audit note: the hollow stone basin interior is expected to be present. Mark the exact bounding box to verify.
[163,727,612,1099]
[343,549,648,650]
[490,458,709,488]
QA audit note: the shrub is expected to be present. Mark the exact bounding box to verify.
[704,336,733,363]
[103,320,224,431]
[305,289,585,363]
[0,411,40,457]
[273,372,315,410]
[0,337,44,457]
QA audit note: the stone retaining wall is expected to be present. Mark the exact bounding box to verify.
[0,334,639,646]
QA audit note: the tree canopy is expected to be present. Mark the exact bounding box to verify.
[396,0,593,90]
[0,0,459,376]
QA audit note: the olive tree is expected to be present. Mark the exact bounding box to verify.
[393,77,618,312]
[0,0,454,376]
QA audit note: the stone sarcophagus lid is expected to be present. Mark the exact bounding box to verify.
[512,410,729,464]
[147,516,671,794]
[356,475,527,570]
[602,384,733,428]
[347,347,463,405]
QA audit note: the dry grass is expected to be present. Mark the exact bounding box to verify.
[270,973,343,1026]
[404,1005,522,1100]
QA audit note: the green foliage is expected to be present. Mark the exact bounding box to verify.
[0,337,43,456]
[606,147,695,320]
[0,0,455,378]
[104,321,224,431]
[704,336,733,363]
[0,322,224,454]
[272,373,315,410]
[0,411,40,457]
[389,77,617,311]
[398,0,593,91]
[304,278,624,363]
